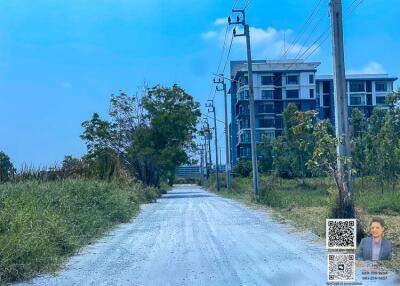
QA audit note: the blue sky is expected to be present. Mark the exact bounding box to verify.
[1,0,399,168]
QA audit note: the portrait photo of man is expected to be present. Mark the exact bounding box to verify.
[356,217,392,261]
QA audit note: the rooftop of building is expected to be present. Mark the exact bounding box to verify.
[230,60,398,82]
[231,60,321,77]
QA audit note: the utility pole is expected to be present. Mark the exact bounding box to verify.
[207,100,220,192]
[214,75,231,191]
[330,0,354,217]
[203,118,212,179]
[199,144,204,186]
[229,10,259,198]
[202,129,209,179]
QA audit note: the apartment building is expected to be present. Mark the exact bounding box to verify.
[230,60,397,164]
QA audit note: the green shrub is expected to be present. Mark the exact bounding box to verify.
[233,160,253,177]
[0,179,159,283]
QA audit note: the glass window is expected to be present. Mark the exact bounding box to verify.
[258,117,275,128]
[240,76,248,86]
[350,95,362,105]
[309,74,314,84]
[316,83,320,94]
[376,96,386,104]
[286,89,299,99]
[261,75,274,85]
[350,81,365,92]
[309,89,314,98]
[286,75,299,85]
[261,90,274,100]
[240,119,250,129]
[375,81,387,92]
[240,147,251,157]
[258,103,274,113]
[239,90,249,100]
[240,132,251,143]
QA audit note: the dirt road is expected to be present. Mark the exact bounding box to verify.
[17,185,399,286]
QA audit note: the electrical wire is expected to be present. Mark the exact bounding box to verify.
[243,0,252,10]
[280,0,324,60]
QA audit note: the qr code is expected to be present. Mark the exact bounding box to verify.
[326,219,356,249]
[328,254,355,282]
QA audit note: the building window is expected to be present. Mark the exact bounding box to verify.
[261,90,274,100]
[375,81,387,92]
[240,118,250,129]
[238,104,249,115]
[286,89,299,99]
[309,74,314,84]
[240,132,251,143]
[350,81,365,92]
[286,75,299,85]
[258,103,274,113]
[350,95,362,105]
[240,76,249,86]
[239,90,249,100]
[309,89,314,98]
[376,96,386,105]
[261,75,274,85]
[240,147,251,158]
[258,117,275,128]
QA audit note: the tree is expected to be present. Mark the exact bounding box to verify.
[128,84,201,186]
[294,111,354,218]
[258,135,274,174]
[233,160,253,177]
[80,113,120,181]
[350,108,367,188]
[376,90,400,192]
[0,151,15,182]
[61,156,84,178]
[281,104,315,183]
[364,107,386,191]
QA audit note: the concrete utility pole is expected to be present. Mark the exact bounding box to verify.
[202,131,209,179]
[207,100,220,192]
[203,118,212,179]
[214,75,232,191]
[229,10,259,198]
[199,144,204,186]
[330,0,354,217]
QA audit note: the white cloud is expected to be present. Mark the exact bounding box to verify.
[348,61,387,74]
[200,19,320,60]
[213,18,227,26]
[200,30,218,40]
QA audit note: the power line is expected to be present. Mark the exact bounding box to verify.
[203,113,225,124]
[243,0,252,10]
[290,10,326,62]
[206,0,241,104]
[280,0,325,60]
[280,0,366,72]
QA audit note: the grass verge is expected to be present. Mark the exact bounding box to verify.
[0,179,162,284]
[205,175,400,273]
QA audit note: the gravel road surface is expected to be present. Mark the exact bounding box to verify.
[17,185,399,286]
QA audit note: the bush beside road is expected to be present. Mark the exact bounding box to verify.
[0,179,162,284]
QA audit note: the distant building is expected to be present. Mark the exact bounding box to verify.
[175,165,227,178]
[230,60,397,164]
